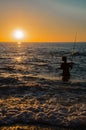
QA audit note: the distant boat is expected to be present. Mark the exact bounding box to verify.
[71,51,80,56]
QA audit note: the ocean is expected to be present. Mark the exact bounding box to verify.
[0,42,86,130]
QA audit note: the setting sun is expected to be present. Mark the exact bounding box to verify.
[13,30,24,40]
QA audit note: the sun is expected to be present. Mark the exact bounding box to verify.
[13,30,24,40]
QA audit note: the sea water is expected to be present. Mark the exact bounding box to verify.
[0,42,86,129]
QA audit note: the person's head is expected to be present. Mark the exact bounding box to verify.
[62,56,67,62]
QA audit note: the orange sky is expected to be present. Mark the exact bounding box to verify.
[0,0,86,42]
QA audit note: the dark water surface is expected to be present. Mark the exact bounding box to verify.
[0,42,86,129]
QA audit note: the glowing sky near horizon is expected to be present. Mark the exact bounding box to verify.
[0,0,86,42]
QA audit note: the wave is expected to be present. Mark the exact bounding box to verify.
[0,42,86,128]
[0,86,86,128]
[0,75,86,127]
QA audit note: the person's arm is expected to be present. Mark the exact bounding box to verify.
[70,62,74,69]
[58,63,63,69]
[59,63,63,69]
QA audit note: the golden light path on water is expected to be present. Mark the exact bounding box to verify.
[14,42,23,63]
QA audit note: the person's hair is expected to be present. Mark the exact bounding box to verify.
[62,56,67,62]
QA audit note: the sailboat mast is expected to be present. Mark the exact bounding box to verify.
[71,32,77,62]
[73,32,77,51]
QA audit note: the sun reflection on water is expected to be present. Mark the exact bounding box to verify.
[17,42,22,47]
[15,57,22,63]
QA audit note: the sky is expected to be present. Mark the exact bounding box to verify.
[0,0,86,42]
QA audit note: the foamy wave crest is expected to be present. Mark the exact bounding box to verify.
[0,84,86,128]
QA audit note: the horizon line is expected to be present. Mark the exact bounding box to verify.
[0,41,86,43]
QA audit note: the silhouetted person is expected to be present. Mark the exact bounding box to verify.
[60,56,73,81]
